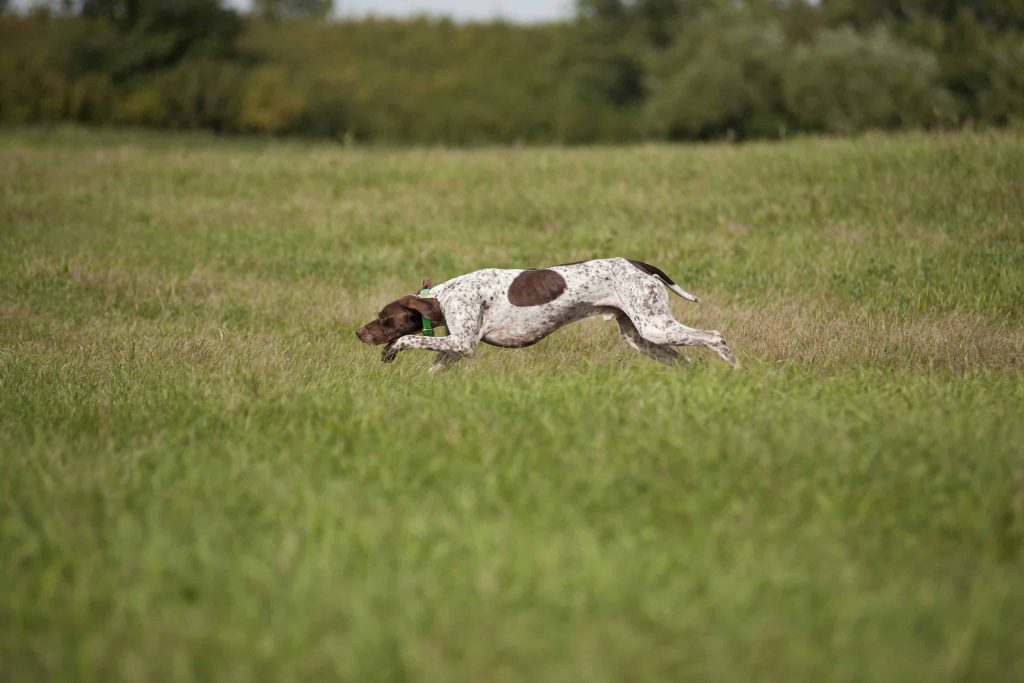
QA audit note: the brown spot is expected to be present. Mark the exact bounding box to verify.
[508,269,567,307]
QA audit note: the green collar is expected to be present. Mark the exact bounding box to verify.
[418,287,434,336]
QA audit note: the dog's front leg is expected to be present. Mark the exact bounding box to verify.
[381,333,477,364]
[382,298,484,365]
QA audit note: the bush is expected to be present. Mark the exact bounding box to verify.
[782,27,954,133]
[67,72,115,122]
[113,84,167,126]
[977,33,1024,125]
[235,65,304,134]
[0,16,75,123]
[0,60,49,123]
[645,12,789,139]
[159,60,246,130]
[297,79,353,139]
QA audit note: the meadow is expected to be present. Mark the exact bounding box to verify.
[1,127,1023,682]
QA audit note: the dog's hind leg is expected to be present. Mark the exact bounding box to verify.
[615,313,687,364]
[634,316,736,366]
[617,280,736,366]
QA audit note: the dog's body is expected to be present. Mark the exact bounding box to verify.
[356,257,735,371]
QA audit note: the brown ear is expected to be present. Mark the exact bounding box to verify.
[401,295,443,324]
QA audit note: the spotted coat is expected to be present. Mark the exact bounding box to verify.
[360,257,735,371]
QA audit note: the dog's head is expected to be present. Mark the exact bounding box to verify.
[355,295,444,345]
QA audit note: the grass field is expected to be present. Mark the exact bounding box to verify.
[1,127,1023,682]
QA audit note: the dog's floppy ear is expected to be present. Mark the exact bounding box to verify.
[400,295,443,324]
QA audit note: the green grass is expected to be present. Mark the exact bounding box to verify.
[1,127,1023,682]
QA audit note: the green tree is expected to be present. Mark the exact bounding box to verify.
[822,0,1024,121]
[782,27,954,133]
[976,30,1024,124]
[645,9,788,139]
[566,0,698,131]
[254,0,333,21]
[576,0,695,47]
[71,0,242,82]
[820,1,1024,31]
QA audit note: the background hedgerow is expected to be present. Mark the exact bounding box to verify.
[2,0,1024,143]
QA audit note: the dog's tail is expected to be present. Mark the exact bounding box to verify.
[666,283,701,303]
[628,259,701,303]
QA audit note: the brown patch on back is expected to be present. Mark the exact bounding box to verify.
[508,269,567,307]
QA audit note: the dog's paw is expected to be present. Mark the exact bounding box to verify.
[715,341,737,368]
[381,342,399,363]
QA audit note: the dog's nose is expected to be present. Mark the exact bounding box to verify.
[355,327,368,343]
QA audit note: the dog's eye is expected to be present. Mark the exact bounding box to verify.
[378,314,386,322]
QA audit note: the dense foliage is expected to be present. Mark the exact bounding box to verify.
[1,0,1022,143]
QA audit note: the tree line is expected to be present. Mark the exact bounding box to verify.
[1,1,1022,143]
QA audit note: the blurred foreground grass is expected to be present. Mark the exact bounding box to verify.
[1,128,1023,682]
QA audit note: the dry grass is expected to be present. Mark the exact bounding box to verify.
[690,300,1024,373]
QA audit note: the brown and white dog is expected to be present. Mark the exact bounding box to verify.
[356,257,735,372]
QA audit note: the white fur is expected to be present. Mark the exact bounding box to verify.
[380,257,735,371]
